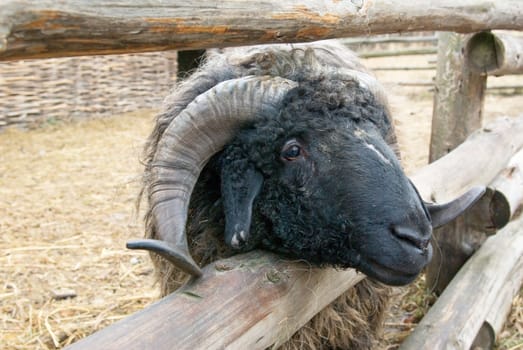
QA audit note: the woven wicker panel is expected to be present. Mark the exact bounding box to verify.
[0,51,178,129]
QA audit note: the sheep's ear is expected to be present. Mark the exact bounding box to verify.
[221,159,263,249]
[425,186,486,229]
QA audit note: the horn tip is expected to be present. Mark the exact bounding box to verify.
[127,239,202,277]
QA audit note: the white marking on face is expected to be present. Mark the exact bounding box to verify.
[239,230,246,240]
[365,143,392,165]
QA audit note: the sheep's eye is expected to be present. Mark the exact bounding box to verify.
[281,141,302,161]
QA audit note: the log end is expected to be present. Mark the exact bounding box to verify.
[471,322,496,350]
[489,189,511,230]
[466,31,504,74]
[468,187,511,233]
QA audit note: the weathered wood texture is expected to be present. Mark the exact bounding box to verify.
[66,251,365,350]
[429,32,487,163]
[1,0,523,61]
[417,116,523,293]
[400,214,523,350]
[424,146,523,298]
[490,149,523,220]
[342,34,437,46]
[469,148,523,233]
[65,116,523,350]
[426,32,486,293]
[412,116,523,204]
[358,48,436,59]
[467,31,523,76]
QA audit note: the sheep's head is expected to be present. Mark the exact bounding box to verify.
[128,75,483,286]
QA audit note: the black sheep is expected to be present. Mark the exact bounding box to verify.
[129,41,482,349]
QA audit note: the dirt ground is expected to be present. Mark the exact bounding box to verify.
[1,54,522,349]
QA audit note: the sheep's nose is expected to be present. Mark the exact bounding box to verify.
[390,224,431,254]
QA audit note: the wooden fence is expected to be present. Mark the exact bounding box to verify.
[67,115,523,350]
[401,30,523,349]
[2,1,523,349]
[402,149,523,349]
[427,31,523,293]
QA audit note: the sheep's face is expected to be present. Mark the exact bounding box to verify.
[220,79,433,286]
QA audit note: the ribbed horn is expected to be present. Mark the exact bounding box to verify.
[127,76,298,277]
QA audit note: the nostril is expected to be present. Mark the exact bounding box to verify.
[390,225,430,250]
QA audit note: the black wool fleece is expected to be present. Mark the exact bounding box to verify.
[219,75,394,268]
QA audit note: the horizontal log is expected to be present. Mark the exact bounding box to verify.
[471,242,523,348]
[411,115,523,204]
[66,251,364,350]
[484,244,523,335]
[467,31,523,75]
[399,214,523,350]
[65,116,523,350]
[342,34,437,46]
[1,0,523,61]
[395,82,523,94]
[358,48,436,58]
[372,66,436,71]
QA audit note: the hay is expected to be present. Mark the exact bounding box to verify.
[0,113,158,349]
[1,54,522,349]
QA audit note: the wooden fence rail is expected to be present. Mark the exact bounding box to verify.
[66,115,523,350]
[1,0,523,61]
[342,35,437,46]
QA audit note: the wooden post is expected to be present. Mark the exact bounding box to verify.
[425,32,487,294]
[467,31,523,76]
[429,32,487,162]
[1,0,523,61]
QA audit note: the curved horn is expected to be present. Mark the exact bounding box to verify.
[127,76,298,277]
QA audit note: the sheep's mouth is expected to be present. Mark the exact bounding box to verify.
[358,256,425,286]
